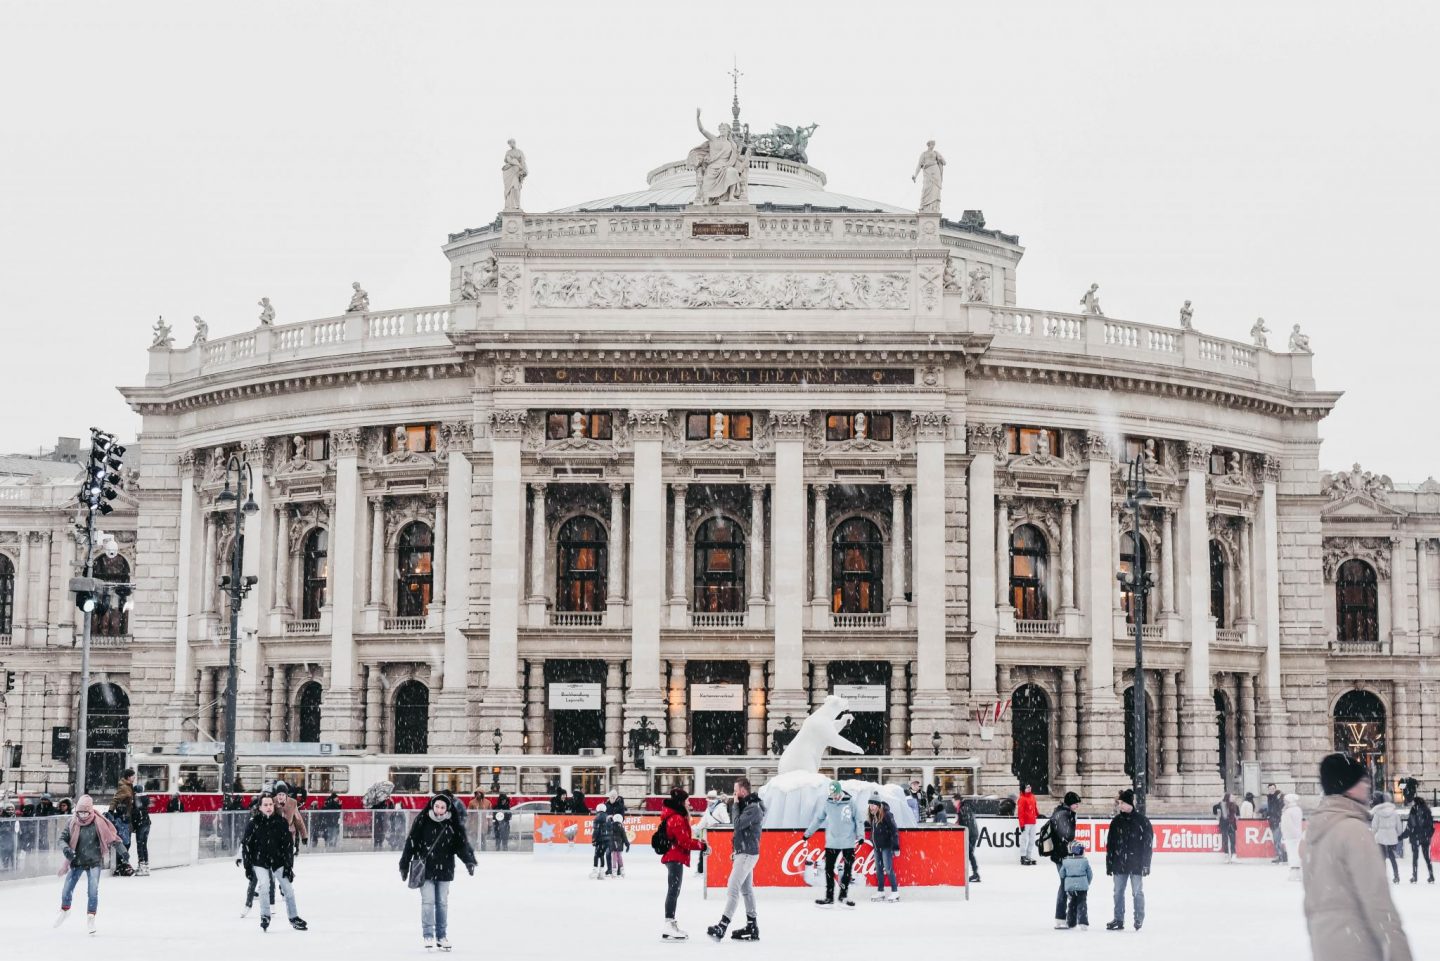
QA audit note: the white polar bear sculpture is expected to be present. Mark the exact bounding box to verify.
[760,694,918,829]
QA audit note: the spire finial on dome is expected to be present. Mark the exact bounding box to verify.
[729,57,743,133]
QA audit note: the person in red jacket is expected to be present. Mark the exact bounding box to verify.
[659,788,705,941]
[1017,784,1040,866]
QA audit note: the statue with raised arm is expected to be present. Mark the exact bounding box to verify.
[1288,323,1312,353]
[1250,317,1270,348]
[502,139,527,211]
[346,282,369,313]
[192,314,208,345]
[150,315,173,349]
[258,297,275,326]
[1080,283,1103,316]
[912,140,945,213]
[692,109,748,205]
[1179,300,1194,330]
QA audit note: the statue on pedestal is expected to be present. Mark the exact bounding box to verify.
[150,316,173,349]
[1079,283,1103,316]
[1250,317,1270,348]
[502,139,527,211]
[690,109,749,205]
[1179,300,1194,330]
[346,282,370,313]
[1288,324,1312,353]
[192,315,208,345]
[911,140,945,213]
[258,297,275,326]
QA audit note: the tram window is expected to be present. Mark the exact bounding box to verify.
[704,768,746,794]
[746,767,774,789]
[882,768,923,789]
[651,768,694,796]
[235,765,264,793]
[433,767,475,795]
[572,767,606,795]
[934,768,976,796]
[389,766,430,795]
[839,767,880,783]
[266,765,305,789]
[307,767,348,794]
[137,765,169,793]
[178,764,220,792]
[519,767,559,794]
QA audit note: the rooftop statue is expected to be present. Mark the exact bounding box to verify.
[150,315,173,349]
[502,139,527,211]
[258,297,275,326]
[750,123,819,164]
[1179,300,1194,330]
[967,267,990,304]
[1288,323,1312,353]
[1250,317,1270,348]
[911,140,945,213]
[691,109,750,205]
[192,314,208,345]
[1079,283,1103,316]
[346,282,369,313]
[459,268,480,301]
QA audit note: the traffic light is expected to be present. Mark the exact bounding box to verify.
[79,427,125,517]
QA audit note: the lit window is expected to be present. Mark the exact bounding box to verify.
[546,412,612,440]
[826,412,894,442]
[1005,426,1062,457]
[1336,560,1378,643]
[395,523,433,617]
[831,517,884,613]
[1009,525,1049,620]
[686,412,753,441]
[693,517,745,612]
[302,528,328,619]
[556,516,607,612]
[387,424,439,454]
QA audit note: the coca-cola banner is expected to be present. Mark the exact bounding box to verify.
[705,828,969,891]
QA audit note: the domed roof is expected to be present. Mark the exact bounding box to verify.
[551,156,911,214]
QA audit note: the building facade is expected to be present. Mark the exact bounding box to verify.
[3,133,1438,809]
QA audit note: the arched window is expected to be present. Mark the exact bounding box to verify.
[1011,684,1050,795]
[693,517,745,612]
[1009,525,1049,620]
[297,681,323,743]
[86,682,129,793]
[301,529,328,620]
[0,554,13,634]
[395,523,433,617]
[556,516,607,612]
[1213,690,1233,787]
[831,517,884,614]
[1209,540,1227,628]
[1336,559,1379,643]
[92,553,130,637]
[393,680,429,754]
[1119,532,1149,625]
[1334,689,1386,787]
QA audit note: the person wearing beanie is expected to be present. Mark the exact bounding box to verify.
[272,781,310,851]
[54,794,127,934]
[399,793,476,951]
[658,787,705,941]
[1104,788,1152,931]
[1302,754,1412,961]
[1059,840,1093,929]
[132,794,152,876]
[1042,791,1082,928]
[1398,779,1434,883]
[240,793,307,933]
[803,781,863,907]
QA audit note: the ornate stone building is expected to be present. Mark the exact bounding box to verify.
[2,128,1438,809]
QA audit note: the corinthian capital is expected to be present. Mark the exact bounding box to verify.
[1185,442,1212,472]
[489,409,528,441]
[965,423,1004,454]
[1083,431,1112,461]
[768,410,810,441]
[628,409,669,441]
[331,427,362,457]
[241,437,269,462]
[912,411,950,441]
[440,420,474,455]
[1260,454,1281,483]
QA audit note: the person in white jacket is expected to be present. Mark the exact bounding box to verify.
[1281,793,1304,881]
[1371,794,1403,884]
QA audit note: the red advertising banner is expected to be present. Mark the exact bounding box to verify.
[1075,818,1224,855]
[705,828,968,892]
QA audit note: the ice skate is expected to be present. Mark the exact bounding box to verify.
[870,892,888,902]
[261,917,270,932]
[1135,919,1144,931]
[730,917,759,941]
[137,861,150,876]
[1055,919,1069,929]
[1105,920,1123,930]
[87,914,96,935]
[436,938,452,951]
[661,919,688,941]
[289,916,308,931]
[1079,924,1089,931]
[706,916,729,941]
[968,873,981,882]
[884,891,900,902]
[424,938,435,950]
[815,895,834,906]
[53,909,70,928]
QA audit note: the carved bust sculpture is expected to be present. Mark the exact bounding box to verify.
[1142,438,1160,470]
[1034,429,1052,462]
[570,411,586,439]
[712,412,727,441]
[290,435,308,467]
[853,411,868,441]
[1227,451,1244,482]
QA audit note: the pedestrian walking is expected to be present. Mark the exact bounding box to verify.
[708,778,765,941]
[1060,841,1092,930]
[1104,789,1152,931]
[54,795,128,934]
[656,787,705,941]
[1370,792,1402,884]
[132,795,152,876]
[803,781,863,908]
[1017,783,1039,864]
[399,793,476,952]
[1281,793,1304,882]
[1214,792,1239,862]
[240,793,308,933]
[107,768,137,874]
[1041,791,1081,929]
[1302,753,1412,961]
[1399,778,1434,883]
[957,795,981,883]
[865,798,901,901]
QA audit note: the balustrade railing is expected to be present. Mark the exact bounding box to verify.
[0,634,10,647]
[1331,639,1386,654]
[690,611,746,629]
[549,611,604,627]
[1013,619,1063,637]
[91,635,133,648]
[284,620,321,635]
[830,612,889,629]
[1139,624,1165,640]
[381,616,428,633]
[1214,628,1246,645]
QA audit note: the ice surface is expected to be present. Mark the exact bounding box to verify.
[3,850,1436,959]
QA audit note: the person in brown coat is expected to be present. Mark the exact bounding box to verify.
[1303,754,1412,961]
[273,783,309,848]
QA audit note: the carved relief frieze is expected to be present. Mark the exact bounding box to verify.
[1322,463,1394,504]
[203,446,230,486]
[1322,536,1393,581]
[912,411,949,441]
[1006,496,1063,544]
[628,409,668,442]
[918,264,942,311]
[438,421,474,461]
[384,494,438,543]
[528,270,911,310]
[1084,431,1113,462]
[1184,442,1212,472]
[500,265,523,310]
[331,427,362,458]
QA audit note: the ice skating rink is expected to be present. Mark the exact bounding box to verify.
[3,851,1435,959]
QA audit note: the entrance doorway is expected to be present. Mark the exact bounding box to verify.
[687,661,747,755]
[1334,689,1387,788]
[1011,684,1051,795]
[393,680,429,754]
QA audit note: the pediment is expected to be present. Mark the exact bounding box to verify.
[535,438,621,461]
[1321,493,1404,518]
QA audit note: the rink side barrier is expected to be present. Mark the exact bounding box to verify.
[703,827,969,898]
[0,813,199,882]
[530,813,700,854]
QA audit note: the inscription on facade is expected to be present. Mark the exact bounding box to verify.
[523,366,914,386]
[692,222,749,237]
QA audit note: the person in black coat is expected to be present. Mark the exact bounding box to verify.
[492,793,513,851]
[550,787,568,814]
[239,794,306,932]
[1264,783,1286,863]
[1045,792,1082,928]
[1104,789,1152,931]
[956,795,981,883]
[569,788,588,815]
[400,793,476,951]
[1400,778,1435,883]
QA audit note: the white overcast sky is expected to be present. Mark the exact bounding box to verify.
[2,1,1436,481]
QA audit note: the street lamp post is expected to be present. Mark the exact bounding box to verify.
[215,456,259,795]
[1116,456,1155,813]
[491,727,503,791]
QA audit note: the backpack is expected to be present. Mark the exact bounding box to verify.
[650,814,673,855]
[1037,819,1057,857]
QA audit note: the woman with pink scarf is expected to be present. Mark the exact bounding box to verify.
[54,795,127,934]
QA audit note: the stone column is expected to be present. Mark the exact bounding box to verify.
[747,483,765,622]
[811,661,830,711]
[485,411,527,749]
[173,451,199,692]
[269,665,289,741]
[272,505,289,614]
[1160,508,1176,616]
[206,666,221,740]
[528,484,548,602]
[1240,673,1258,763]
[1081,433,1124,796]
[1254,456,1286,778]
[1237,519,1254,624]
[441,422,473,693]
[1178,443,1220,792]
[365,497,383,609]
[605,661,624,761]
[202,513,218,615]
[625,410,669,739]
[608,483,626,609]
[12,534,28,636]
[364,665,383,752]
[888,667,907,754]
[1394,682,1410,781]
[527,661,547,754]
[768,412,811,731]
[995,497,1011,609]
[1161,670,1180,777]
[1391,537,1410,644]
[670,484,689,618]
[967,424,1000,700]
[323,429,363,744]
[1059,502,1076,611]
[912,413,950,715]
[431,495,446,608]
[667,661,687,751]
[237,440,269,738]
[811,484,829,609]
[1417,540,1434,637]
[1058,668,1077,781]
[746,662,765,755]
[889,484,908,625]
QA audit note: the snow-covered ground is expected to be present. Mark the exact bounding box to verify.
[3,851,1435,959]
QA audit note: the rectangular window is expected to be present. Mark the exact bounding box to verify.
[432,767,475,794]
[1123,437,1159,466]
[1209,451,1228,475]
[1005,426,1062,457]
[178,764,220,792]
[388,766,431,795]
[387,424,439,453]
[686,412,753,441]
[304,435,329,461]
[306,766,349,794]
[826,412,894,442]
[546,412,612,440]
[136,765,170,793]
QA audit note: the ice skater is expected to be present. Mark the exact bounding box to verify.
[54,795,128,934]
[867,797,901,901]
[241,793,308,932]
[399,792,476,951]
[608,812,629,877]
[1060,841,1092,930]
[1281,793,1304,882]
[1017,783,1039,864]
[1104,788,1151,931]
[1400,778,1434,883]
[1371,792,1403,884]
[708,777,765,941]
[657,787,705,941]
[804,781,862,908]
[590,802,612,879]
[132,794,152,876]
